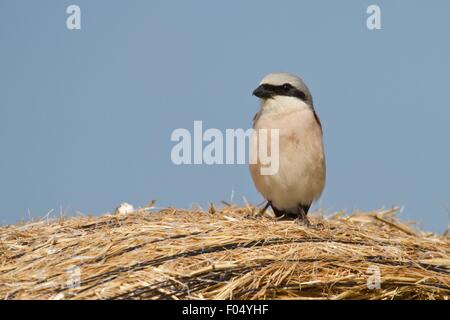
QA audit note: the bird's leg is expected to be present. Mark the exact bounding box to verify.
[260,201,271,214]
[254,201,271,218]
[295,207,324,229]
[295,207,311,227]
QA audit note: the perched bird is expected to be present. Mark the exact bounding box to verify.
[249,73,326,226]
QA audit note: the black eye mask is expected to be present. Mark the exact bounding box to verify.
[253,83,307,101]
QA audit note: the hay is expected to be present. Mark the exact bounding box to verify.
[0,206,449,300]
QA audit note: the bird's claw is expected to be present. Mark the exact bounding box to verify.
[295,218,324,230]
[295,217,311,227]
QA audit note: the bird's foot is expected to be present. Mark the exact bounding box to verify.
[246,209,266,219]
[255,209,267,217]
[254,201,271,217]
[295,216,311,227]
[246,210,270,220]
[295,217,324,230]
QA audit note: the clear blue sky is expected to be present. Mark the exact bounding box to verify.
[0,1,449,232]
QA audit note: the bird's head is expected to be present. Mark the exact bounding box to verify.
[252,73,313,109]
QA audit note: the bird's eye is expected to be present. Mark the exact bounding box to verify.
[282,83,291,90]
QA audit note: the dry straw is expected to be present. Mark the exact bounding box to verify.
[0,206,449,300]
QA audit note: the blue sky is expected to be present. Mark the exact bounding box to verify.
[0,1,449,232]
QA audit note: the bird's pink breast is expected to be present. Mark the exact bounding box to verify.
[250,108,326,211]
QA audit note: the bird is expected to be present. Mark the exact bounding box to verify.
[249,72,326,226]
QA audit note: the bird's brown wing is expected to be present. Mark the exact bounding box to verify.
[313,110,322,132]
[252,111,261,128]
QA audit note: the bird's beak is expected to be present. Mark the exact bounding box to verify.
[252,84,272,99]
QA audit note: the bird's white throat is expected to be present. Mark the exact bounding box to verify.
[260,96,311,115]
